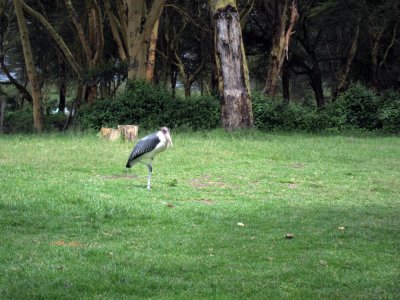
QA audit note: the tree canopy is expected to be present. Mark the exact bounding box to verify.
[0,0,399,131]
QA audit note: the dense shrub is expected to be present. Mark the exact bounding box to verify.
[252,93,317,131]
[172,96,220,130]
[4,107,67,133]
[331,83,381,130]
[3,82,398,134]
[4,108,34,133]
[379,90,400,134]
[76,80,219,131]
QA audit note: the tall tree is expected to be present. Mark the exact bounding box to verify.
[12,0,42,131]
[64,0,103,104]
[104,0,165,81]
[263,0,298,96]
[127,0,165,80]
[0,0,33,104]
[210,0,253,130]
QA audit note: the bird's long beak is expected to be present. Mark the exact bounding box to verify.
[166,132,173,148]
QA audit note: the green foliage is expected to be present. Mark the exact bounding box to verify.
[4,107,34,133]
[331,83,381,130]
[172,95,220,130]
[252,84,400,134]
[252,93,317,131]
[4,107,67,133]
[76,80,219,131]
[379,90,400,134]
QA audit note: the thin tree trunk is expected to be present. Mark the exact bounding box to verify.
[64,0,103,103]
[282,62,290,101]
[63,84,84,131]
[310,66,325,107]
[0,57,33,103]
[58,58,66,112]
[170,68,178,98]
[211,0,253,130]
[59,82,66,112]
[20,0,83,79]
[334,23,360,98]
[104,0,127,62]
[13,0,42,131]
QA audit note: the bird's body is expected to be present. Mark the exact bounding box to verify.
[126,127,173,189]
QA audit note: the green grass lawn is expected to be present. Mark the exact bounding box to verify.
[0,130,399,299]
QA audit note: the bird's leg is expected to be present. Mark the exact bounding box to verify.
[146,161,153,190]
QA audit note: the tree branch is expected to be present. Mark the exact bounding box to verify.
[20,0,83,79]
[63,0,93,61]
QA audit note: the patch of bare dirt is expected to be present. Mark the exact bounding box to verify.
[196,198,214,205]
[291,163,305,169]
[99,174,138,180]
[190,175,227,189]
[51,240,84,248]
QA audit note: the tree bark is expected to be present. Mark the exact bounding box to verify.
[104,0,127,62]
[127,0,165,80]
[146,18,160,82]
[263,0,298,96]
[334,23,360,98]
[13,0,42,131]
[282,62,290,101]
[310,65,325,108]
[64,0,103,104]
[20,0,83,79]
[211,0,253,130]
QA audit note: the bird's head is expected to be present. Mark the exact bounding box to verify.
[161,127,173,148]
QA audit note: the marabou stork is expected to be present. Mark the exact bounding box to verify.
[126,127,173,189]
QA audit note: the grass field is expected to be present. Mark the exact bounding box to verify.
[0,130,399,299]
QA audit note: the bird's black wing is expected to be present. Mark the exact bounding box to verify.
[126,133,160,167]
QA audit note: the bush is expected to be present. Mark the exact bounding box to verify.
[76,80,220,131]
[4,107,34,133]
[332,83,380,130]
[4,107,67,133]
[252,93,317,131]
[379,90,400,134]
[173,96,220,130]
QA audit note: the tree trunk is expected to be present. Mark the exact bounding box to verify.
[63,83,84,131]
[211,0,253,130]
[282,62,290,101]
[58,58,66,112]
[264,0,288,96]
[127,0,165,81]
[170,68,178,98]
[184,83,191,97]
[59,81,66,112]
[310,66,325,107]
[64,0,103,103]
[13,0,42,131]
[104,0,127,62]
[146,18,160,82]
[334,23,360,98]
[263,0,298,96]
[21,0,83,80]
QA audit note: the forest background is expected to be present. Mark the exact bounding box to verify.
[0,0,399,133]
